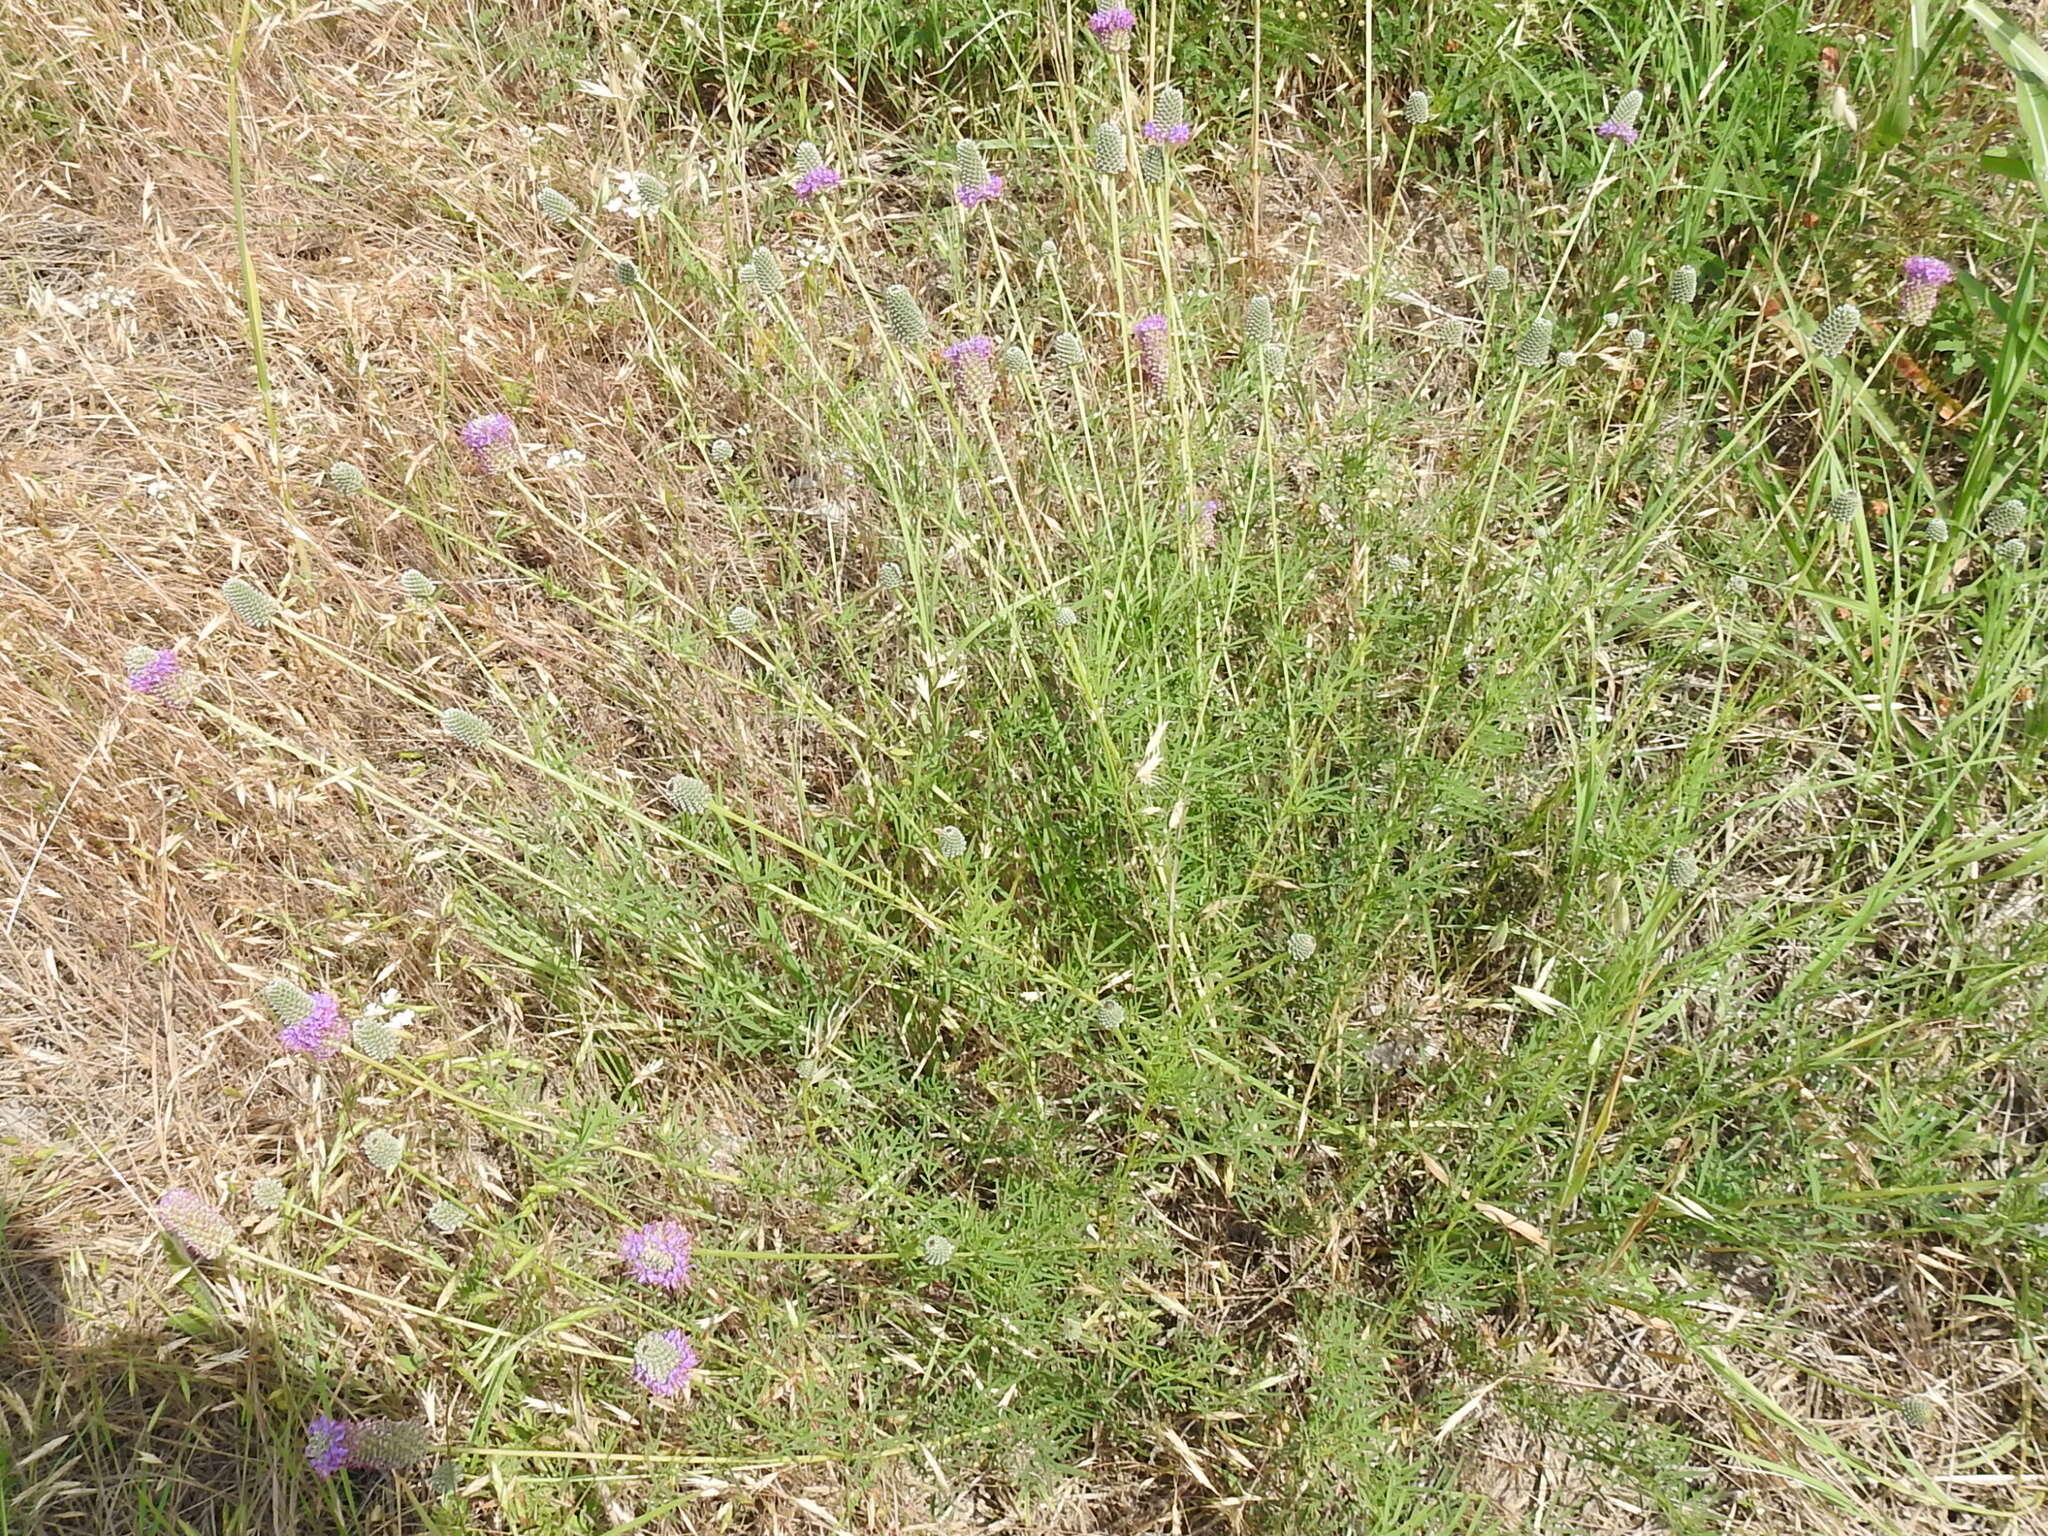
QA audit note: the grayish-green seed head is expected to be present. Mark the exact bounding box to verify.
[1625,328,1647,350]
[258,980,313,1024]
[1825,486,1861,525]
[1515,317,1554,368]
[954,139,990,188]
[537,186,577,224]
[935,825,967,859]
[708,437,735,465]
[364,1129,404,1173]
[1555,349,1580,367]
[1002,343,1032,375]
[1053,605,1079,629]
[1404,89,1433,125]
[1140,142,1167,186]
[1286,932,1317,961]
[426,1199,466,1234]
[878,561,904,592]
[633,172,666,208]
[664,774,713,815]
[1811,302,1861,358]
[1053,331,1086,369]
[1154,86,1187,134]
[429,1459,461,1497]
[1996,535,2029,564]
[1666,845,1701,891]
[352,1012,401,1061]
[1612,88,1644,129]
[793,140,824,176]
[1668,264,1698,307]
[1245,294,1275,346]
[615,258,642,287]
[1096,998,1126,1029]
[1987,499,2026,537]
[399,568,437,602]
[1091,121,1127,177]
[250,1177,286,1211]
[347,1418,433,1471]
[221,575,277,629]
[882,284,929,348]
[1899,1395,1938,1428]
[1259,341,1288,377]
[327,460,366,495]
[440,707,491,748]
[742,247,783,292]
[1484,264,1511,294]
[1924,515,1950,542]
[920,1233,956,1266]
[726,603,758,635]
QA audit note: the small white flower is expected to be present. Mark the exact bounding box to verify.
[543,447,587,471]
[603,169,653,219]
[143,478,174,501]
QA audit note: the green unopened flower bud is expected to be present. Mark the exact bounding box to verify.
[1286,932,1317,960]
[1245,294,1275,346]
[1514,317,1554,368]
[347,1418,433,1471]
[537,187,577,224]
[363,1129,404,1173]
[1404,89,1433,125]
[935,825,967,859]
[1668,264,1698,307]
[426,1199,466,1234]
[1924,515,1950,542]
[1053,332,1086,369]
[883,284,929,348]
[1986,499,2026,537]
[1484,265,1511,294]
[1095,998,1126,1028]
[726,604,758,635]
[664,774,713,814]
[222,575,278,629]
[1810,302,1861,358]
[1092,121,1127,177]
[1666,846,1701,890]
[439,707,492,748]
[258,980,314,1024]
[400,569,437,602]
[1140,143,1167,186]
[327,461,366,494]
[1824,486,1861,525]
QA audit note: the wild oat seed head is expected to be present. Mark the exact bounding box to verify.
[258,979,314,1024]
[615,258,642,287]
[1404,89,1433,124]
[709,437,735,465]
[440,707,492,748]
[619,1218,694,1289]
[1245,294,1275,345]
[1053,604,1079,628]
[1096,998,1127,1029]
[883,284,930,348]
[221,575,277,629]
[399,568,437,602]
[935,825,968,859]
[1996,535,2029,564]
[1666,846,1701,891]
[1054,331,1087,368]
[1002,343,1032,375]
[1092,121,1128,176]
[664,775,713,816]
[632,1329,699,1398]
[352,1011,402,1061]
[1514,317,1554,368]
[1987,499,2026,537]
[326,460,367,494]
[425,1199,467,1234]
[306,1417,351,1479]
[1668,264,1698,306]
[157,1189,233,1258]
[251,1177,286,1211]
[537,186,577,224]
[363,1130,404,1173]
[1625,328,1648,350]
[1811,302,1861,358]
[1485,264,1511,294]
[1140,142,1167,185]
[1286,932,1317,961]
[346,1419,433,1471]
[878,561,905,592]
[726,603,758,635]
[1924,515,1950,542]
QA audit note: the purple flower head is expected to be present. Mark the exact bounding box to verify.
[127,648,180,696]
[279,991,348,1060]
[956,173,1004,209]
[1142,120,1193,146]
[631,1328,699,1399]
[457,413,518,474]
[1134,312,1169,392]
[306,1416,351,1478]
[618,1219,694,1291]
[1196,497,1220,549]
[943,335,999,405]
[1595,118,1639,144]
[1900,256,1955,325]
[792,164,843,200]
[1087,6,1137,50]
